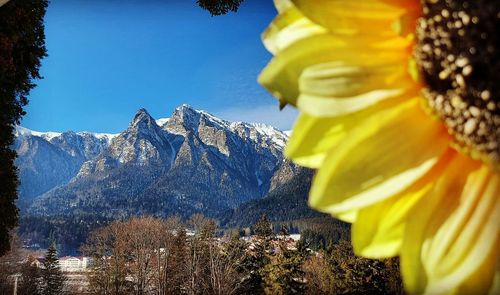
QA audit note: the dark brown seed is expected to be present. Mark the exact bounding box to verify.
[415,0,500,169]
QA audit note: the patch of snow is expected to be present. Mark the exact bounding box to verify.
[249,123,287,149]
[91,133,119,140]
[15,126,62,141]
[14,126,33,137]
[199,110,231,129]
[156,118,170,127]
[16,126,118,143]
[78,131,119,144]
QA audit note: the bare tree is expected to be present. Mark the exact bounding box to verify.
[124,217,164,295]
[153,216,183,295]
[82,221,129,295]
[207,236,246,295]
[0,233,23,294]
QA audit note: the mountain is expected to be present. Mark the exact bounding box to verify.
[19,105,293,218]
[219,164,322,228]
[13,126,116,208]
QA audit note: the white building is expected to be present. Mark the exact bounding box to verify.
[59,257,89,272]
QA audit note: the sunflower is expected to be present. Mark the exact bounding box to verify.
[259,0,499,294]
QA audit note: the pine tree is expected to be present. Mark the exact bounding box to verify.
[236,215,277,295]
[18,256,43,295]
[253,214,274,240]
[0,0,48,257]
[262,226,306,295]
[41,243,65,295]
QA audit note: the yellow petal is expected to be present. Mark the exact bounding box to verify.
[353,184,430,258]
[291,0,407,36]
[400,154,477,293]
[273,0,294,13]
[400,156,500,294]
[286,92,409,168]
[285,113,347,168]
[259,33,411,106]
[423,169,500,294]
[262,6,326,55]
[457,239,499,295]
[308,99,449,217]
[352,150,455,258]
[297,61,419,117]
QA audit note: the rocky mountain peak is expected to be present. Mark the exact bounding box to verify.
[169,104,202,130]
[130,108,157,130]
[17,104,297,216]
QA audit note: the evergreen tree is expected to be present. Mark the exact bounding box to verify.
[325,241,403,295]
[0,0,48,256]
[41,243,65,295]
[262,226,306,295]
[18,256,43,295]
[237,237,266,295]
[171,228,188,293]
[253,214,274,240]
[236,215,274,295]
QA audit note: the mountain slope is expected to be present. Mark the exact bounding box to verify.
[219,164,323,228]
[14,127,115,207]
[26,105,293,218]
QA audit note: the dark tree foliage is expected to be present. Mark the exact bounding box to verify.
[42,243,65,295]
[19,214,114,256]
[262,226,307,294]
[0,0,48,256]
[197,0,245,15]
[326,241,404,295]
[253,214,274,239]
[18,257,43,295]
[220,168,321,228]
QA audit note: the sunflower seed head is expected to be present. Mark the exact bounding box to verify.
[416,0,500,169]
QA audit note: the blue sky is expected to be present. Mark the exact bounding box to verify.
[21,0,298,133]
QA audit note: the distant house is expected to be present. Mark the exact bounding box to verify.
[59,257,90,272]
[30,257,44,268]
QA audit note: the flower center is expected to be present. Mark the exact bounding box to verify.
[415,0,500,169]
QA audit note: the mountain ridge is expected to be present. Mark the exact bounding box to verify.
[15,105,295,218]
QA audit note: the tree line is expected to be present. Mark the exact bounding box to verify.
[0,235,65,295]
[1,214,404,294]
[81,214,403,295]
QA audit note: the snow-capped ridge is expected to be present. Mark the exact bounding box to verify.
[18,104,303,221]
[15,126,118,144]
[168,105,287,149]
[15,126,62,141]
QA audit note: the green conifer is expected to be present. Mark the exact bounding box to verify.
[41,242,65,295]
[0,0,48,257]
[253,214,274,240]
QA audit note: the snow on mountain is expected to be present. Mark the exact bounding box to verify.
[155,118,170,127]
[105,108,176,166]
[83,132,119,144]
[165,104,288,151]
[21,104,296,218]
[13,126,119,204]
[15,126,118,144]
[15,126,62,141]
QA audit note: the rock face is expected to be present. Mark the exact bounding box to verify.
[13,127,114,208]
[16,105,296,218]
